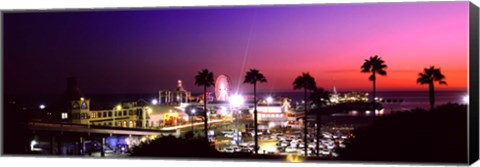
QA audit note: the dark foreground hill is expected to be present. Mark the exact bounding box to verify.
[338,103,467,164]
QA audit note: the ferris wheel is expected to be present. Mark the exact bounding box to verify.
[215,74,231,101]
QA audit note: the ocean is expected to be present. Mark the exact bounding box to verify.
[251,91,468,114]
[6,90,467,114]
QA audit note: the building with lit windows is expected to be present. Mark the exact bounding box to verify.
[255,97,293,129]
[57,77,152,128]
[72,100,152,128]
[158,80,192,105]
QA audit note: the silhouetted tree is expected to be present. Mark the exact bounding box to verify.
[361,55,387,110]
[195,69,215,143]
[309,87,330,156]
[244,68,267,154]
[416,66,447,111]
[340,103,467,163]
[293,72,317,156]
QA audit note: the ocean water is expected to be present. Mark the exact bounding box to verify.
[6,91,467,113]
[255,91,468,113]
[375,91,467,112]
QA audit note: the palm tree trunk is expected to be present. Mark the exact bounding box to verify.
[304,87,308,156]
[204,86,208,143]
[254,82,259,154]
[429,82,435,111]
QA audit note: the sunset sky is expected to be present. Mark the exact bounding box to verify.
[4,1,469,95]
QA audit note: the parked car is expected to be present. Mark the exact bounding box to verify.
[320,149,330,155]
[224,133,234,138]
[300,149,313,156]
[322,132,333,139]
[222,147,235,153]
[326,143,336,150]
[221,130,235,134]
[277,146,286,152]
[290,141,299,148]
[249,131,263,136]
[285,147,297,153]
[298,142,305,148]
[271,133,283,138]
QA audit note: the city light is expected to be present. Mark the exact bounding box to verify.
[268,122,276,128]
[151,99,158,105]
[147,107,153,114]
[266,96,273,104]
[220,107,227,115]
[149,135,158,140]
[285,154,304,162]
[30,140,37,151]
[80,97,85,101]
[116,105,122,111]
[39,104,45,110]
[463,95,469,104]
[379,109,384,115]
[192,109,196,114]
[229,94,244,107]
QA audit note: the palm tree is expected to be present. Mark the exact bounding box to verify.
[194,69,215,143]
[309,87,330,157]
[244,68,267,154]
[361,55,387,110]
[293,72,317,156]
[416,66,447,111]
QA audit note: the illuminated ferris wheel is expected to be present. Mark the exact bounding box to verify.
[215,74,231,101]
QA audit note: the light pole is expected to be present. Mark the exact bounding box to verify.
[229,94,244,145]
[191,109,196,132]
[143,107,152,128]
[266,96,273,113]
[113,105,122,127]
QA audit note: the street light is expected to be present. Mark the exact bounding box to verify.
[229,94,245,107]
[463,95,469,104]
[266,96,273,104]
[151,99,158,105]
[266,96,273,113]
[39,104,46,110]
[191,109,196,132]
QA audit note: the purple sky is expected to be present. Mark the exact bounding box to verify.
[4,2,469,95]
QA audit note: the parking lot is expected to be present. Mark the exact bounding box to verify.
[215,125,352,157]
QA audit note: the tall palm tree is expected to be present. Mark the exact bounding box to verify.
[293,72,317,156]
[416,66,447,111]
[244,68,267,154]
[194,69,215,143]
[361,55,387,110]
[309,87,330,157]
